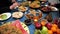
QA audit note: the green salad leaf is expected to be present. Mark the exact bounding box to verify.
[0,14,7,20]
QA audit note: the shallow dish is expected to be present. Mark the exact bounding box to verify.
[0,13,11,21]
[0,20,30,34]
[51,7,59,11]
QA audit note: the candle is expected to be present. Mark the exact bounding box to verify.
[34,19,38,22]
[33,16,39,22]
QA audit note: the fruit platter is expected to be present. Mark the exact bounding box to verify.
[34,18,60,34]
[0,0,60,34]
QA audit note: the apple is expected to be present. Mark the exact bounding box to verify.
[41,26,48,34]
[34,29,41,34]
[54,18,58,25]
[54,18,60,29]
[45,23,52,30]
[35,23,42,29]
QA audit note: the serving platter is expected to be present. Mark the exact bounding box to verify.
[0,13,11,21]
[51,7,59,11]
[0,20,30,34]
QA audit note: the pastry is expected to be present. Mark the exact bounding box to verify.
[21,1,31,6]
[29,9,37,16]
[18,6,28,12]
[29,1,40,8]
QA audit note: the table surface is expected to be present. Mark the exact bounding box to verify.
[0,10,59,34]
[0,1,59,34]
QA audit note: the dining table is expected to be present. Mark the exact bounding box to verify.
[0,0,59,34]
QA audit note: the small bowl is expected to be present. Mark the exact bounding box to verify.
[24,19,32,26]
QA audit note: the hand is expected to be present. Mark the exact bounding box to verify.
[10,2,20,10]
[12,0,16,3]
[50,2,57,6]
[40,0,47,2]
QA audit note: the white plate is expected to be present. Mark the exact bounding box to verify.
[12,12,23,18]
[0,13,11,20]
[51,7,59,11]
[21,22,30,34]
[1,20,30,34]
